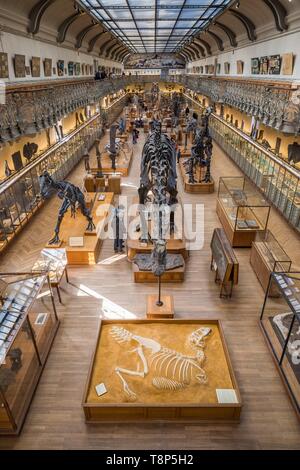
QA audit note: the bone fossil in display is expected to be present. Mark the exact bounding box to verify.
[110,325,211,401]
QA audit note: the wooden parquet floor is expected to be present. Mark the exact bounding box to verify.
[0,124,300,449]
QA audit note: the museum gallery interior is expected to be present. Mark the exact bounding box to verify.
[0,0,299,451]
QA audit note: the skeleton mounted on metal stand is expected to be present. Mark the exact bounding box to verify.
[137,120,178,305]
[39,171,95,245]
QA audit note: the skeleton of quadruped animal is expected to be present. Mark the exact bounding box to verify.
[110,325,211,401]
[39,171,95,245]
[184,129,213,184]
[138,121,178,269]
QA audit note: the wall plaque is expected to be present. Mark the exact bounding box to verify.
[224,62,230,75]
[44,58,52,77]
[0,52,9,79]
[268,55,281,75]
[236,60,244,75]
[31,56,41,77]
[14,54,26,78]
[260,56,268,75]
[57,60,64,76]
[251,57,260,74]
[282,53,294,75]
[68,61,74,76]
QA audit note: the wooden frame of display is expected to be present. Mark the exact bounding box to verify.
[179,159,214,194]
[216,198,270,248]
[90,149,133,177]
[250,232,291,297]
[82,319,242,423]
[46,193,114,265]
[0,272,59,435]
[210,228,239,298]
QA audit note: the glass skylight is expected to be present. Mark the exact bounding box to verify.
[78,0,232,54]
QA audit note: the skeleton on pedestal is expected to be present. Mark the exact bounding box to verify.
[105,123,120,170]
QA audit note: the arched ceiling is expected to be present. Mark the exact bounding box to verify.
[0,0,298,64]
[0,0,130,63]
[180,0,298,61]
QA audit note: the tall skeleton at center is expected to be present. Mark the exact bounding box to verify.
[138,120,178,276]
[110,326,211,401]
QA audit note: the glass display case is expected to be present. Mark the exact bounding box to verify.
[209,115,300,233]
[0,113,104,255]
[217,176,271,247]
[260,272,300,417]
[0,272,59,434]
[250,230,292,296]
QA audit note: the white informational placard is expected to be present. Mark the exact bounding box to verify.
[95,383,107,397]
[216,389,239,404]
[69,237,84,247]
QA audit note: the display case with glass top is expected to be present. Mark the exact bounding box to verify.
[260,272,300,417]
[217,177,271,247]
[0,272,59,434]
[250,230,292,296]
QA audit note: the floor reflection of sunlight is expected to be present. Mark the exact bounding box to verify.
[37,289,50,299]
[98,253,127,265]
[121,182,138,189]
[77,284,137,319]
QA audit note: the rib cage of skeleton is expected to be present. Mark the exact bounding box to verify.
[109,326,212,401]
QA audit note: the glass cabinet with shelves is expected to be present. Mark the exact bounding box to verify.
[209,115,300,233]
[260,272,300,417]
[217,176,271,247]
[0,114,104,254]
[0,272,59,434]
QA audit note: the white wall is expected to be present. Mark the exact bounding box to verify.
[0,31,123,83]
[187,31,300,81]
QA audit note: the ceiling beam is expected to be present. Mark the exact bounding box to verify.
[214,21,237,48]
[105,40,118,58]
[57,12,87,44]
[111,44,125,61]
[189,43,203,59]
[262,0,288,32]
[194,37,211,55]
[116,47,128,62]
[109,43,122,60]
[229,9,256,42]
[184,45,197,62]
[191,40,206,58]
[88,31,109,53]
[28,0,56,35]
[205,31,224,52]
[119,51,130,62]
[99,37,114,57]
[75,24,100,49]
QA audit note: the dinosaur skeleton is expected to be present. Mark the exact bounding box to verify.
[183,130,213,184]
[110,326,211,400]
[39,171,95,245]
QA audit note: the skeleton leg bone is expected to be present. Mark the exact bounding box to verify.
[115,346,149,400]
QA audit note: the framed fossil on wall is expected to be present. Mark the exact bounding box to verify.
[260,56,269,75]
[268,55,281,75]
[224,62,230,75]
[0,52,9,79]
[68,61,74,76]
[236,60,244,75]
[31,57,41,77]
[81,63,85,75]
[90,65,93,75]
[75,62,81,76]
[85,64,90,75]
[282,53,294,75]
[14,54,26,78]
[44,58,52,77]
[251,57,260,74]
[25,66,31,75]
[57,60,64,76]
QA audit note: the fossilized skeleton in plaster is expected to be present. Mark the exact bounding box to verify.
[110,326,211,401]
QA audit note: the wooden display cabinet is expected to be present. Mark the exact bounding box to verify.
[0,272,59,435]
[250,230,292,296]
[217,177,271,247]
[46,193,114,265]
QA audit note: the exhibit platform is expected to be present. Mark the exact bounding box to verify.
[132,261,185,283]
[46,192,114,265]
[82,319,242,423]
[90,148,133,177]
[179,160,215,194]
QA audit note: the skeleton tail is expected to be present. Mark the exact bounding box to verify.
[110,326,133,344]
